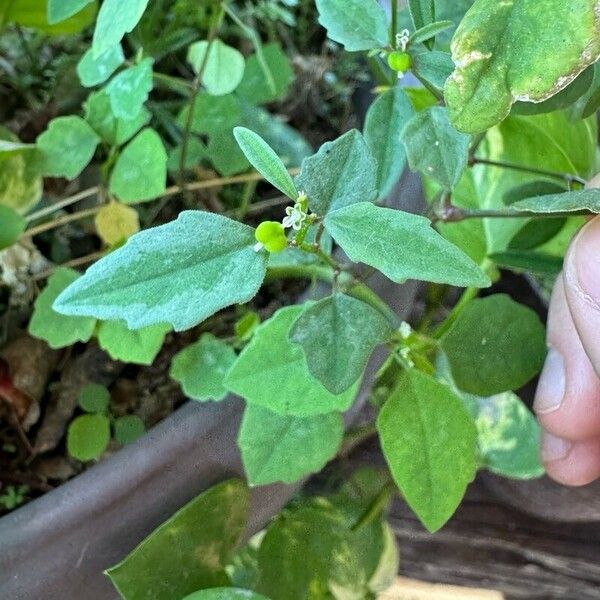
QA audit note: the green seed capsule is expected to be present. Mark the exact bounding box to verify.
[255,221,287,253]
[387,51,412,73]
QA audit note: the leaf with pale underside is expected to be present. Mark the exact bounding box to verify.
[53,211,268,332]
[445,0,600,133]
[512,189,600,215]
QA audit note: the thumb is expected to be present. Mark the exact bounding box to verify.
[562,175,600,375]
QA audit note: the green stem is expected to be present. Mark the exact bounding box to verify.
[433,285,478,339]
[351,481,396,532]
[178,7,224,190]
[470,157,586,186]
[339,422,378,458]
[390,0,398,47]
[436,205,591,222]
[237,180,257,221]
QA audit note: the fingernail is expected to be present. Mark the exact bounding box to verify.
[534,348,565,414]
[571,218,600,304]
[541,431,572,463]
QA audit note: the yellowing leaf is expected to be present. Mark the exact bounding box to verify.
[95,201,140,247]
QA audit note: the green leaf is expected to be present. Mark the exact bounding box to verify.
[238,404,344,485]
[441,294,547,396]
[295,130,378,215]
[167,137,207,173]
[29,268,97,349]
[324,202,490,287]
[434,111,596,261]
[402,106,470,190]
[105,58,153,120]
[109,128,167,203]
[508,218,566,251]
[233,127,298,200]
[92,0,150,57]
[239,103,313,168]
[177,94,242,136]
[489,250,563,276]
[53,211,268,332]
[78,383,110,414]
[182,590,269,600]
[377,369,477,532]
[170,334,237,402]
[236,43,294,105]
[47,0,93,23]
[568,63,600,120]
[257,502,374,598]
[408,0,435,31]
[208,131,250,177]
[461,391,544,479]
[224,306,358,417]
[364,87,414,198]
[84,90,150,147]
[445,0,600,133]
[503,180,566,206]
[0,205,25,250]
[36,116,100,180]
[67,414,111,461]
[114,415,146,445]
[97,320,169,365]
[410,49,454,97]
[187,39,245,96]
[7,0,96,34]
[290,294,391,395]
[77,44,124,88]
[106,480,249,600]
[513,189,600,214]
[409,20,454,46]
[0,126,42,215]
[316,0,389,51]
[512,66,595,116]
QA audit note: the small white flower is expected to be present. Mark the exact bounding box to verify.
[399,321,412,339]
[396,29,410,52]
[282,202,307,231]
[399,346,414,367]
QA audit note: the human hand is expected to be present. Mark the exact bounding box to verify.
[535,173,600,485]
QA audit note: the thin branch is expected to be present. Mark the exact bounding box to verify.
[22,207,101,238]
[178,8,224,190]
[25,186,99,223]
[469,157,587,186]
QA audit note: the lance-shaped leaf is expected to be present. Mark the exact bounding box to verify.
[48,0,94,24]
[408,0,435,32]
[238,404,344,485]
[295,130,378,216]
[402,106,470,190]
[364,87,414,198]
[512,189,600,215]
[224,306,358,417]
[445,0,600,133]
[289,294,391,394]
[183,591,269,600]
[233,127,298,200]
[377,369,477,532]
[324,202,490,287]
[441,294,547,396]
[315,0,388,52]
[53,211,268,332]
